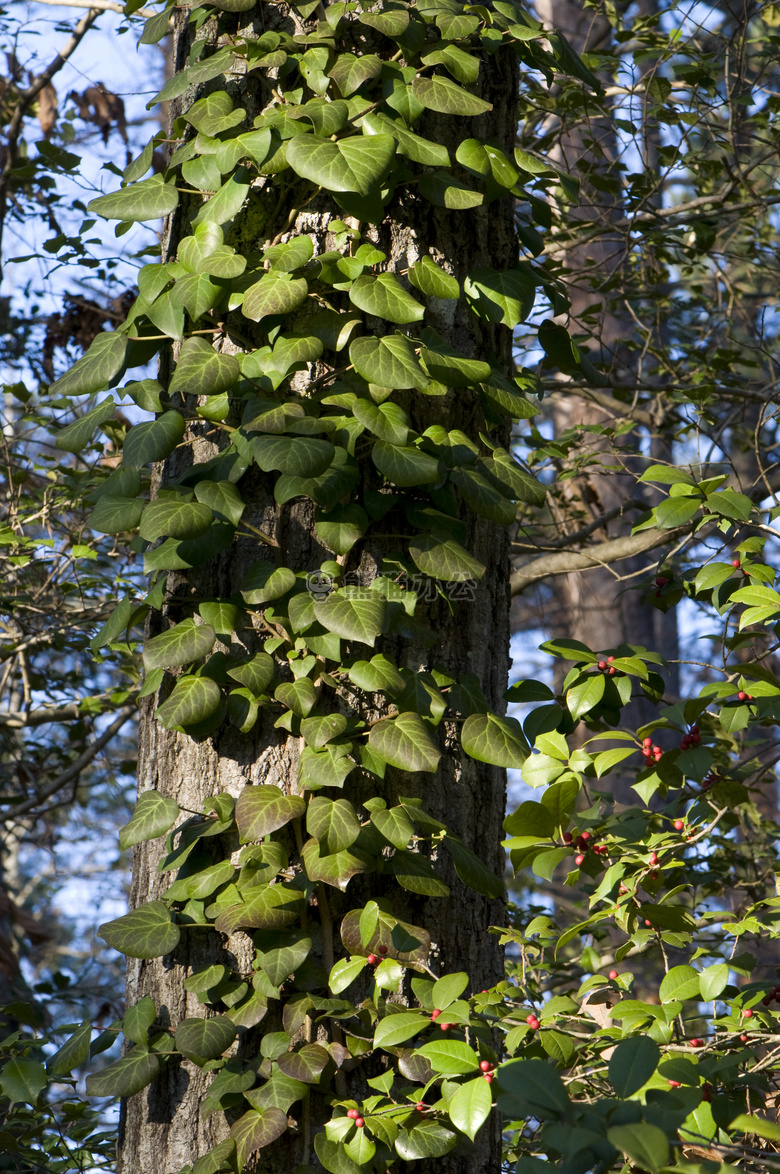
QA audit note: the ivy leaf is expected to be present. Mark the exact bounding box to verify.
[313,587,387,646]
[235,784,306,841]
[419,334,491,386]
[215,884,304,934]
[391,850,449,897]
[255,931,311,986]
[409,533,485,582]
[314,1134,362,1174]
[264,234,314,271]
[418,172,483,210]
[56,396,117,453]
[230,1108,288,1168]
[226,652,275,695]
[252,435,335,477]
[301,714,348,749]
[408,256,460,299]
[144,619,216,671]
[89,495,145,535]
[299,744,356,790]
[50,331,127,397]
[174,1017,236,1065]
[47,1020,93,1076]
[89,175,179,222]
[156,676,224,730]
[368,713,441,773]
[276,1043,330,1083]
[359,6,410,34]
[240,562,296,605]
[169,338,240,397]
[448,1076,492,1141]
[371,805,414,849]
[315,503,369,554]
[464,267,537,328]
[190,1140,237,1174]
[185,92,244,136]
[123,411,186,467]
[119,792,180,850]
[301,837,371,890]
[411,75,491,116]
[275,677,317,716]
[363,111,450,168]
[287,133,396,195]
[372,441,443,487]
[85,1046,162,1098]
[242,273,308,322]
[350,333,430,390]
[194,480,246,526]
[139,499,213,542]
[461,712,530,766]
[0,1058,48,1105]
[442,835,504,898]
[329,51,383,94]
[124,997,157,1046]
[307,796,361,853]
[395,1122,457,1161]
[98,900,181,959]
[348,654,405,694]
[349,273,425,324]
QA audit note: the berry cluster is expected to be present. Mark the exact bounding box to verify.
[479,1059,496,1083]
[525,1012,540,1031]
[761,985,780,1005]
[679,723,700,750]
[564,828,608,867]
[641,736,663,764]
[346,1109,365,1127]
[596,655,617,675]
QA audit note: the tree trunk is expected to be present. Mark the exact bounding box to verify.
[115,3,522,1171]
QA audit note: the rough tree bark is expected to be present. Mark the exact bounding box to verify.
[118,4,519,1172]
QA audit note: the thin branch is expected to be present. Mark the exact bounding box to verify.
[510,526,682,597]
[31,0,160,14]
[0,704,135,823]
[0,692,137,729]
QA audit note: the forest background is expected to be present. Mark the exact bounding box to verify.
[3,0,780,1171]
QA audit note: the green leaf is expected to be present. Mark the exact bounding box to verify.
[301,836,369,890]
[124,997,157,1046]
[462,712,529,766]
[156,675,224,730]
[658,964,700,1002]
[242,272,309,322]
[314,1133,362,1174]
[418,171,483,209]
[230,1108,288,1167]
[194,480,246,526]
[496,1058,569,1117]
[119,792,179,850]
[240,562,296,606]
[373,1011,428,1048]
[226,652,275,695]
[363,111,451,168]
[215,883,303,934]
[316,503,369,554]
[169,337,240,397]
[371,805,414,849]
[351,333,430,390]
[185,92,244,136]
[411,75,491,116]
[395,1121,457,1161]
[654,496,701,528]
[607,1124,669,1173]
[566,673,605,719]
[89,495,145,535]
[608,1036,660,1097]
[464,267,536,327]
[307,796,360,853]
[264,234,314,270]
[89,175,179,222]
[85,1046,162,1098]
[420,335,491,386]
[432,972,469,1008]
[191,1140,238,1174]
[140,499,212,542]
[329,956,366,994]
[329,52,383,95]
[368,712,441,773]
[349,273,425,324]
[236,784,305,841]
[252,435,335,477]
[0,1058,47,1105]
[443,835,504,898]
[144,619,216,671]
[175,1017,236,1065]
[47,1020,93,1076]
[416,1040,479,1075]
[358,6,410,34]
[372,440,443,486]
[56,396,117,453]
[50,331,127,397]
[275,677,317,716]
[286,133,396,195]
[408,533,485,582]
[348,654,405,694]
[409,256,460,299]
[98,900,180,959]
[700,962,729,1001]
[448,1076,492,1141]
[313,587,387,646]
[729,1113,780,1142]
[123,410,185,467]
[391,849,449,896]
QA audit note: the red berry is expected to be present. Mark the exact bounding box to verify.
[702,1089,712,1102]
[480,1060,493,1072]
[607,656,615,662]
[355,1117,364,1128]
[689,1038,703,1047]
[692,730,701,743]
[483,1073,493,1083]
[654,749,663,761]
[740,1033,748,1042]
[431,1008,442,1019]
[762,995,772,1005]
[415,1102,426,1112]
[644,919,652,926]
[732,558,741,568]
[668,1079,681,1088]
[738,691,747,701]
[674,819,685,831]
[367,954,378,966]
[608,666,616,675]
[574,853,585,866]
[643,736,653,747]
[608,970,618,980]
[743,1008,754,1018]
[347,1109,358,1119]
[563,831,573,844]
[527,1017,539,1030]
[655,576,669,588]
[580,830,592,842]
[439,1022,450,1031]
[649,852,658,866]
[597,660,607,670]
[480,990,488,994]
[525,1013,537,1025]
[378,944,388,955]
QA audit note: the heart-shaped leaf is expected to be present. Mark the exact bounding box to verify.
[169,337,240,397]
[119,792,179,850]
[286,133,396,195]
[144,619,216,671]
[98,900,180,959]
[156,675,224,730]
[235,784,306,841]
[175,1016,236,1065]
[89,175,179,222]
[368,713,441,773]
